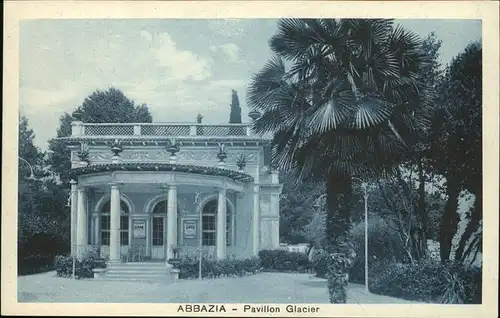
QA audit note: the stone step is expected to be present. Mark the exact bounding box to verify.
[109,262,166,265]
[107,264,167,269]
[106,273,169,277]
[96,276,172,282]
[108,263,166,266]
[98,262,178,282]
[107,270,168,275]
[107,267,168,271]
[108,262,166,265]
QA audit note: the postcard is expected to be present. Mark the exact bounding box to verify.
[2,1,499,317]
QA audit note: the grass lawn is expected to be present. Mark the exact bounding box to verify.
[18,271,421,303]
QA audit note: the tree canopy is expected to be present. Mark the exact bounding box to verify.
[48,87,153,183]
[247,19,435,247]
[429,41,482,262]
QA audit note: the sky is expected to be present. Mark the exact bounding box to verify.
[19,19,482,150]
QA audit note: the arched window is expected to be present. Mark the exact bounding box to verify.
[152,200,168,246]
[202,200,232,246]
[153,200,168,214]
[100,200,129,246]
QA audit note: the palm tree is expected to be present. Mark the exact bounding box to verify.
[247,19,434,301]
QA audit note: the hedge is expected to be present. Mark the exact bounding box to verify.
[18,234,70,276]
[54,254,106,279]
[18,254,55,275]
[370,259,482,304]
[178,257,261,279]
[258,249,312,272]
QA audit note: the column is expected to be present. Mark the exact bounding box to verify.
[216,188,227,260]
[109,183,121,262]
[252,185,260,256]
[76,186,87,259]
[270,193,281,248]
[90,217,94,245]
[70,180,78,255]
[93,215,100,246]
[166,184,178,259]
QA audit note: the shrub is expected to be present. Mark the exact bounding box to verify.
[258,249,312,272]
[177,257,261,279]
[311,249,329,278]
[370,259,482,304]
[325,247,356,304]
[54,252,106,279]
[348,218,407,283]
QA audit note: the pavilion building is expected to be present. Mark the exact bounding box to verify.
[58,114,282,278]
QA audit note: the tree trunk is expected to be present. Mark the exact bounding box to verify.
[325,171,354,303]
[455,188,482,264]
[395,166,427,261]
[416,158,428,258]
[439,179,460,262]
[325,172,352,246]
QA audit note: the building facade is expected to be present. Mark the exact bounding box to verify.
[60,121,282,263]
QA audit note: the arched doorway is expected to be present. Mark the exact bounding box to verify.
[151,200,168,259]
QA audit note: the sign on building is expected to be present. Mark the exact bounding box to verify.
[133,219,146,238]
[183,219,197,239]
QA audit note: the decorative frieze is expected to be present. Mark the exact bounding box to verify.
[87,148,259,164]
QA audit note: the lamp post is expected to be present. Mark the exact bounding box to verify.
[353,177,369,294]
[64,195,77,279]
[194,192,202,280]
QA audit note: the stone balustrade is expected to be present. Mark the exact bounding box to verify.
[71,122,257,137]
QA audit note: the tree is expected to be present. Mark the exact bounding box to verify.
[18,116,69,274]
[229,89,242,123]
[247,19,434,303]
[18,116,45,241]
[48,87,153,184]
[248,19,433,247]
[302,203,327,252]
[402,32,443,259]
[279,173,324,244]
[429,42,482,263]
[229,90,243,136]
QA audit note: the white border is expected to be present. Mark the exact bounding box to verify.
[2,1,499,317]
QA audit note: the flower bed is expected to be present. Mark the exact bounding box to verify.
[177,257,261,279]
[258,249,312,273]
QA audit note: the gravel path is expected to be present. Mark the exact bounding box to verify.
[18,271,420,304]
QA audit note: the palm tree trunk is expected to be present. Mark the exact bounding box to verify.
[325,171,354,303]
[439,178,460,262]
[325,172,352,246]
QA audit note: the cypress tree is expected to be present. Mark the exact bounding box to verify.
[229,89,242,124]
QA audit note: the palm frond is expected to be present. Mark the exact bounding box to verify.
[307,87,356,133]
[354,97,395,129]
[248,18,434,185]
[270,19,324,61]
[247,55,288,112]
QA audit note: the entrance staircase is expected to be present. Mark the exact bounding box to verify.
[96,261,175,282]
